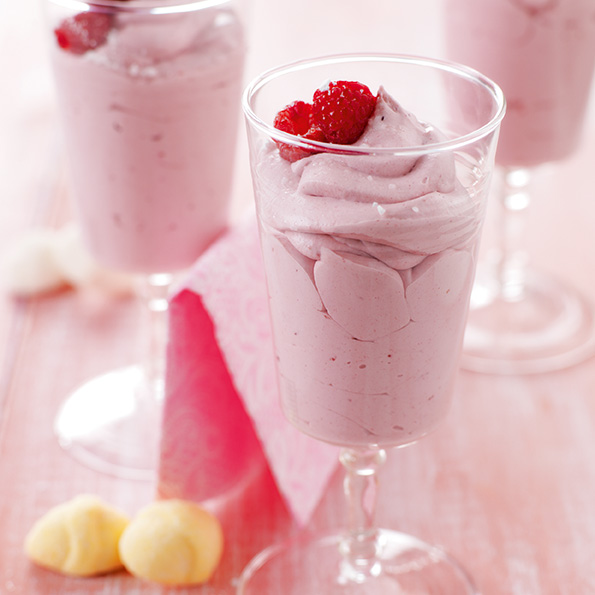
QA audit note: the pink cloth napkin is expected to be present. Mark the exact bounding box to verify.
[158,211,338,526]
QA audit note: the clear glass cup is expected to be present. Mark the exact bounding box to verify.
[445,0,595,374]
[46,0,246,479]
[240,54,505,594]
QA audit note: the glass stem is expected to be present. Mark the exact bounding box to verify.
[496,166,532,302]
[138,273,173,402]
[339,447,387,582]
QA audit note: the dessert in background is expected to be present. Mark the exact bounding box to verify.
[444,0,595,374]
[46,0,247,479]
[49,1,245,273]
[446,0,595,167]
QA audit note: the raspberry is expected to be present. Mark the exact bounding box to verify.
[274,101,313,136]
[273,101,327,162]
[272,81,377,162]
[311,80,377,144]
[54,12,113,55]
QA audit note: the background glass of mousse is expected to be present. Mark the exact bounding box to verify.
[445,0,595,374]
[46,0,246,479]
[240,54,504,595]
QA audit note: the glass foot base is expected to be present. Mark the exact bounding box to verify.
[54,365,162,481]
[463,269,595,374]
[237,530,477,594]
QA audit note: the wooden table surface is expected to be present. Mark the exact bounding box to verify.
[2,1,595,594]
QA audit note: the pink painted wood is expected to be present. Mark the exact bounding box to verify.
[2,1,595,593]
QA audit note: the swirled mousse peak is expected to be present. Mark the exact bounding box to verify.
[295,88,457,199]
[265,85,477,261]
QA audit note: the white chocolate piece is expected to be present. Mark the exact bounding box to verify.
[1,225,134,297]
[119,499,224,586]
[0,229,64,295]
[24,495,130,576]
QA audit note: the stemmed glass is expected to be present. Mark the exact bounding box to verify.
[240,54,504,594]
[445,0,595,374]
[46,0,246,479]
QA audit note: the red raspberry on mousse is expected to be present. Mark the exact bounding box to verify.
[273,101,327,163]
[54,11,113,55]
[273,81,377,162]
[312,80,377,145]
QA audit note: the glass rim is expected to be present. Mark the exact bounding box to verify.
[47,0,231,15]
[242,53,506,157]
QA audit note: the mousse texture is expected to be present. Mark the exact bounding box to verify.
[255,89,482,447]
[446,0,595,167]
[51,3,245,273]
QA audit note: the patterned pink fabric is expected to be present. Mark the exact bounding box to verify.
[158,211,338,525]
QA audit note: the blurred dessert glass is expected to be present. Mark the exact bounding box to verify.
[46,0,246,479]
[445,0,595,374]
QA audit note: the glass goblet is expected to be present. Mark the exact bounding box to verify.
[46,0,246,479]
[445,0,595,374]
[240,53,505,594]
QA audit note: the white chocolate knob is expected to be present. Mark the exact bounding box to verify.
[24,494,129,576]
[119,499,224,585]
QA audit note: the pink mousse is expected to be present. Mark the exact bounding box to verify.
[254,90,482,448]
[50,4,245,273]
[445,0,595,167]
